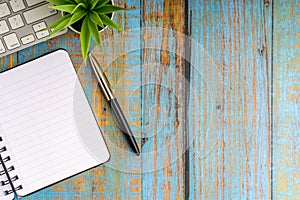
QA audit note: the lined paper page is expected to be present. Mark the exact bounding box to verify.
[0,50,109,196]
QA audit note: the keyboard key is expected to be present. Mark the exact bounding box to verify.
[3,33,20,50]
[0,3,11,18]
[21,34,35,44]
[25,0,44,7]
[36,30,49,39]
[0,40,5,53]
[0,20,9,35]
[33,21,46,32]
[23,3,57,24]
[8,15,24,30]
[9,0,26,12]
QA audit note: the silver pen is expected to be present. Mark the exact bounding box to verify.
[88,53,140,156]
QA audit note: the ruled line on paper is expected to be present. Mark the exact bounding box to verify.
[0,62,70,90]
[0,72,75,104]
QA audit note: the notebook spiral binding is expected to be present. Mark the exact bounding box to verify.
[0,137,23,196]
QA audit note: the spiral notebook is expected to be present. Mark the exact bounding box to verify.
[0,50,110,199]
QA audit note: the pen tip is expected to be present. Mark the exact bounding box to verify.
[134,147,140,156]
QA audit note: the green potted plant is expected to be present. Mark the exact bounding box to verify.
[45,0,126,62]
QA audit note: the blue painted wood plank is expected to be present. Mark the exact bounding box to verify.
[273,0,300,199]
[141,0,186,199]
[188,0,272,199]
[0,53,17,72]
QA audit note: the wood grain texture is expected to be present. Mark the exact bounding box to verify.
[141,0,186,200]
[0,53,17,71]
[93,1,142,200]
[273,0,300,199]
[188,0,272,199]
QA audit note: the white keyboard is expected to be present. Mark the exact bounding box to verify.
[0,0,67,57]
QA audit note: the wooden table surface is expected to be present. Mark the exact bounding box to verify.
[0,0,299,199]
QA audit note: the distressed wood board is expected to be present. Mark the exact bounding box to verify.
[273,0,300,199]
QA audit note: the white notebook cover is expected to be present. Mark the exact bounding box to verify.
[0,49,110,198]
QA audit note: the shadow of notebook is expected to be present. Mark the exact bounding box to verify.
[0,49,110,200]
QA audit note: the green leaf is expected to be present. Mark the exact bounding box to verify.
[100,13,123,31]
[88,17,102,51]
[80,16,91,63]
[67,8,87,26]
[89,11,104,28]
[75,0,87,4]
[50,5,76,13]
[47,15,71,38]
[95,5,126,14]
[46,13,71,30]
[71,2,87,13]
[48,21,70,38]
[89,0,99,9]
[94,0,111,9]
[45,0,74,5]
